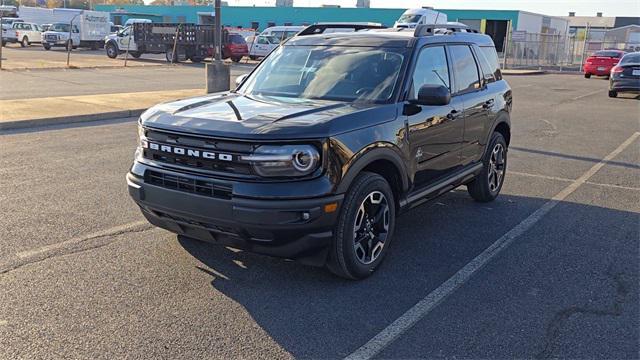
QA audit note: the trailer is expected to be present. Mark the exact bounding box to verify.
[105,23,234,63]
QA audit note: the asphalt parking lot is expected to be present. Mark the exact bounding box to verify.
[0,74,638,359]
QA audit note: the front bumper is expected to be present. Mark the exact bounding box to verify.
[127,165,343,266]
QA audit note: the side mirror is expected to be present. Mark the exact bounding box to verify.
[235,73,249,87]
[413,84,451,106]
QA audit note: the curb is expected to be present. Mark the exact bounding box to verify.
[0,109,145,131]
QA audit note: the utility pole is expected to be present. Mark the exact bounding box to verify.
[214,0,221,60]
[205,0,230,93]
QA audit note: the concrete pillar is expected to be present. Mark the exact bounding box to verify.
[206,60,231,94]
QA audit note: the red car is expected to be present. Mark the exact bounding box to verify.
[583,50,625,78]
[223,33,249,62]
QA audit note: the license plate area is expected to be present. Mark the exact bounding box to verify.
[632,69,640,76]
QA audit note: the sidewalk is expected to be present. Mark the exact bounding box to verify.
[0,89,204,130]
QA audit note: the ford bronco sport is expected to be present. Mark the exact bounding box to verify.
[127,24,512,279]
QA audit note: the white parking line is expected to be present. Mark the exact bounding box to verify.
[345,132,640,360]
[510,171,640,191]
[571,89,603,101]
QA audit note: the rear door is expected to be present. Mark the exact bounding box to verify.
[448,44,493,164]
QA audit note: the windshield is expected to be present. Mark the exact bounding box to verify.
[228,34,246,44]
[240,45,405,103]
[50,23,70,32]
[620,53,640,64]
[397,14,422,23]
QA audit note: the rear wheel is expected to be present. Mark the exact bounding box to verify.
[327,172,396,280]
[190,56,202,63]
[249,55,258,60]
[21,36,29,47]
[105,43,118,59]
[608,90,618,98]
[467,132,507,203]
[584,73,591,79]
[130,51,142,59]
[231,56,242,63]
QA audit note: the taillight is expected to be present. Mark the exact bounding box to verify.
[611,66,623,73]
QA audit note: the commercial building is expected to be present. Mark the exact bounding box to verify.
[94,5,569,52]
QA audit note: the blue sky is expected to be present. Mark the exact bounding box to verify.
[224,0,640,17]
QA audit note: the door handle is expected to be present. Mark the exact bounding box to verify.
[483,99,495,109]
[447,110,461,120]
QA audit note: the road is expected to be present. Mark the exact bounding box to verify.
[0,62,255,100]
[0,75,638,359]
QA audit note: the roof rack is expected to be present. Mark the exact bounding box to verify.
[297,22,386,36]
[414,23,479,37]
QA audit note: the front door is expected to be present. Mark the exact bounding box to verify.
[407,45,464,188]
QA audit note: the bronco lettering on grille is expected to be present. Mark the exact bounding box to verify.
[143,141,234,162]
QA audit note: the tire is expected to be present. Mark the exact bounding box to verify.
[130,52,142,59]
[584,73,591,78]
[21,36,29,47]
[467,132,507,203]
[43,43,51,50]
[231,56,242,63]
[190,56,202,63]
[105,43,118,59]
[165,47,177,63]
[608,90,618,98]
[249,55,258,60]
[327,172,396,280]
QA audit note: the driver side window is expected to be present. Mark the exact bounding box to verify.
[410,46,450,100]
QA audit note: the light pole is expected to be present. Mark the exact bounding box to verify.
[214,0,221,61]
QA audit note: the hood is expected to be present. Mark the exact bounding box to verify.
[140,92,398,140]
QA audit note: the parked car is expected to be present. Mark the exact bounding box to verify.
[609,52,640,98]
[127,24,511,279]
[223,32,249,62]
[7,22,43,47]
[583,50,625,78]
[247,34,279,60]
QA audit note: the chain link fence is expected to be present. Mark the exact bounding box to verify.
[502,31,640,71]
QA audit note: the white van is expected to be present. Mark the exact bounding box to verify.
[394,8,447,29]
[124,18,151,27]
[259,25,304,42]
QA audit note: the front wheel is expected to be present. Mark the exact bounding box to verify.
[467,132,507,202]
[231,56,242,63]
[327,172,396,280]
[43,43,51,50]
[105,43,118,58]
[584,73,591,79]
[608,90,618,98]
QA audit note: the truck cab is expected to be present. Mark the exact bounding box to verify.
[42,22,80,50]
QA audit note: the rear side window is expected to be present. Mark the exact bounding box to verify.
[593,50,622,58]
[410,46,450,99]
[479,46,502,80]
[449,45,481,94]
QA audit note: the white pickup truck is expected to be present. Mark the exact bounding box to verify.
[42,10,110,50]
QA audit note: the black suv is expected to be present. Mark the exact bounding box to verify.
[127,24,512,279]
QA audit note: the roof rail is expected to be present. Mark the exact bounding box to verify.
[297,22,386,36]
[414,23,478,37]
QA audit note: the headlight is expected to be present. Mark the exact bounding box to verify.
[242,145,320,177]
[136,123,147,160]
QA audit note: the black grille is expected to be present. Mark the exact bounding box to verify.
[146,170,232,199]
[142,129,253,176]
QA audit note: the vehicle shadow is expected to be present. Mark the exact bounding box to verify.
[177,191,639,358]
